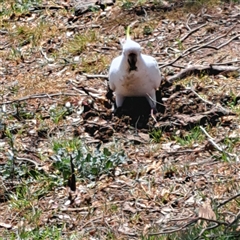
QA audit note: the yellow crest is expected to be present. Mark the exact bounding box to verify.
[126,26,131,40]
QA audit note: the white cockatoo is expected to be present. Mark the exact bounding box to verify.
[109,26,161,112]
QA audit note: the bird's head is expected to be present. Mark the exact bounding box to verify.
[122,39,141,71]
[121,26,141,72]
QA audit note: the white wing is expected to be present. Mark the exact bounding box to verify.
[142,54,161,89]
[108,56,123,91]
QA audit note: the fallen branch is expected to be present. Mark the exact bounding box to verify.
[180,23,208,42]
[217,193,240,208]
[40,47,54,63]
[16,157,43,169]
[186,86,230,114]
[148,217,228,236]
[0,92,78,105]
[167,64,239,83]
[160,30,239,69]
[200,126,239,162]
[186,87,214,106]
[83,73,108,79]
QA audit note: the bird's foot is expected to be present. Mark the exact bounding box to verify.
[150,108,158,123]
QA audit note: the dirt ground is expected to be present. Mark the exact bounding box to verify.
[0,0,240,239]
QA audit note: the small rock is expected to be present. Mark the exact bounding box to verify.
[65,102,71,108]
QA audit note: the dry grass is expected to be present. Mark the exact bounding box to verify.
[0,0,240,239]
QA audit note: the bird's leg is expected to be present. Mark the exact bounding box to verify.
[115,94,125,108]
[146,92,158,123]
[114,94,125,115]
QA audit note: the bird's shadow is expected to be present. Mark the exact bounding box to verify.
[106,88,165,128]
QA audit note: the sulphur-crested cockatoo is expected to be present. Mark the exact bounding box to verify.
[109,27,161,111]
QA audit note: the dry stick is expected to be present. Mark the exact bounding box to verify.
[225,211,240,230]
[217,193,240,208]
[185,25,238,54]
[215,34,240,50]
[148,217,228,236]
[40,47,54,63]
[199,126,239,162]
[180,23,208,42]
[214,60,240,65]
[83,73,108,79]
[193,223,219,240]
[160,29,237,69]
[168,65,239,83]
[16,157,43,169]
[0,92,78,105]
[186,13,194,31]
[186,86,231,114]
[79,216,103,231]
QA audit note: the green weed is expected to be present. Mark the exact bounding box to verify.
[174,126,205,147]
[49,104,72,124]
[150,128,162,143]
[51,138,126,182]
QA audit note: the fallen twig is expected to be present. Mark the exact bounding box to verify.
[148,217,228,236]
[186,86,231,114]
[16,157,43,169]
[217,193,240,208]
[180,23,208,42]
[40,47,54,63]
[200,126,239,162]
[167,64,239,82]
[83,73,108,79]
[160,30,239,69]
[0,92,78,105]
[186,87,214,106]
[215,34,240,50]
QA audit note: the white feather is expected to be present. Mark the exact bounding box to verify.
[109,39,161,109]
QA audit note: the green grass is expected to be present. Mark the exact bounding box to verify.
[174,126,206,147]
[150,128,162,143]
[66,30,98,55]
[0,0,42,16]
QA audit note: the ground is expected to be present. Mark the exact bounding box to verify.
[0,0,240,239]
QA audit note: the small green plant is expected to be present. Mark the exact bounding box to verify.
[0,0,42,16]
[5,225,62,240]
[120,0,134,10]
[176,38,184,50]
[52,138,126,182]
[79,147,126,180]
[49,104,72,124]
[174,126,205,147]
[150,128,162,143]
[143,26,153,36]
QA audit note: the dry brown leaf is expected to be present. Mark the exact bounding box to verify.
[198,198,216,228]
[123,202,137,214]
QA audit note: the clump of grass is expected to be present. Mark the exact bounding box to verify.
[12,20,50,48]
[49,104,73,124]
[174,126,205,147]
[66,30,98,55]
[183,0,222,12]
[150,128,162,143]
[120,0,135,10]
[80,53,110,73]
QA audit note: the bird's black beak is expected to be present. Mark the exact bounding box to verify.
[128,53,137,71]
